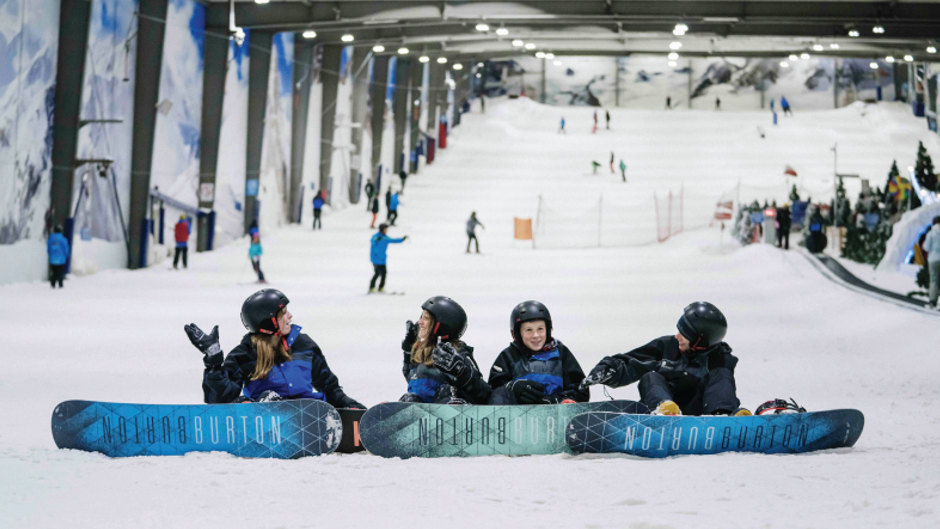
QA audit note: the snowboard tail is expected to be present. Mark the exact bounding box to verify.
[51,400,342,458]
[566,409,864,458]
[359,400,648,458]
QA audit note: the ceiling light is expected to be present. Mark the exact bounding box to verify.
[667,52,679,60]
[495,27,509,36]
[535,51,546,59]
[904,54,914,62]
[511,39,524,47]
[789,54,799,61]
[452,63,463,70]
[553,60,562,66]
[800,52,810,60]
[869,61,879,69]
[780,60,790,68]
[372,44,385,53]
[475,23,489,32]
[667,60,677,67]
[885,55,895,63]
[545,53,555,59]
[927,46,937,54]
[475,73,481,78]
[397,47,409,55]
[812,44,824,52]
[848,29,860,38]
[254,0,269,4]
[419,55,429,63]
[302,30,317,39]
[669,41,682,50]
[524,43,536,50]
[673,23,688,36]
[437,57,448,64]
[341,33,354,43]
[830,43,840,49]
[872,25,885,34]
[477,62,484,67]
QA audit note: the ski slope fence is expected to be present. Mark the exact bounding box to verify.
[533,186,716,249]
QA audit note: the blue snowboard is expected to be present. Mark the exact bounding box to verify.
[360,400,648,458]
[51,399,342,458]
[566,409,864,457]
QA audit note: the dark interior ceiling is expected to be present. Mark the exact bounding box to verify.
[204,1,940,61]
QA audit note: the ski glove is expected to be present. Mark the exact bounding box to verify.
[543,392,577,404]
[581,358,619,389]
[402,320,418,351]
[184,323,223,368]
[509,379,546,404]
[257,390,282,402]
[340,396,367,410]
[432,343,472,388]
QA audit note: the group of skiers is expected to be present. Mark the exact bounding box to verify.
[186,289,747,417]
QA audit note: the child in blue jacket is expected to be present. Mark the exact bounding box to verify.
[369,223,407,293]
[47,225,70,288]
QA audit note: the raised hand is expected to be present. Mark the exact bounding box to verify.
[580,360,618,390]
[402,320,417,351]
[184,323,222,367]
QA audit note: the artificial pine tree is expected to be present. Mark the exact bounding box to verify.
[789,184,801,202]
[915,141,937,192]
[833,177,851,227]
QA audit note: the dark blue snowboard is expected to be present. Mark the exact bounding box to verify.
[51,399,342,458]
[360,400,648,458]
[566,409,864,457]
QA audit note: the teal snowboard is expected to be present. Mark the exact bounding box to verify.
[566,409,864,458]
[359,400,648,458]
[51,399,342,458]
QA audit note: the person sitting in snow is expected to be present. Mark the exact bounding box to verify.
[399,296,491,404]
[488,300,589,405]
[185,289,365,409]
[581,302,748,416]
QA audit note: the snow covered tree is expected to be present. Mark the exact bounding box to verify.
[789,184,801,202]
[832,177,851,227]
[915,141,937,192]
[732,200,761,245]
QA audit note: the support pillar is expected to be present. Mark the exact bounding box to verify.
[393,57,411,174]
[319,44,342,195]
[348,48,371,202]
[370,55,390,181]
[290,39,314,221]
[245,31,272,232]
[408,60,423,174]
[128,0,168,268]
[196,29,228,250]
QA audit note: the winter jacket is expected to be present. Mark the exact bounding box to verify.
[599,335,739,415]
[488,340,589,403]
[370,232,405,265]
[924,227,940,262]
[249,242,263,259]
[47,233,70,266]
[203,324,361,408]
[370,198,379,214]
[401,342,491,404]
[466,216,483,236]
[389,193,400,211]
[175,220,189,247]
[313,196,324,210]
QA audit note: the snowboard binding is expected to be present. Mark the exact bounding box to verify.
[755,397,807,415]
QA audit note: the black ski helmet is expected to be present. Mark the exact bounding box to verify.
[510,300,552,344]
[676,301,727,351]
[241,289,290,334]
[421,296,467,341]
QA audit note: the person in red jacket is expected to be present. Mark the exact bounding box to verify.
[174,214,190,269]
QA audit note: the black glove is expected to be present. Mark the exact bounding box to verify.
[432,343,472,388]
[580,358,619,390]
[542,392,576,404]
[184,323,223,368]
[401,320,417,351]
[509,379,545,404]
[257,390,282,402]
[402,235,409,241]
[341,397,366,410]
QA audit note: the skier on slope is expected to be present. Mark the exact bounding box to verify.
[581,301,748,416]
[369,223,407,293]
[185,288,365,409]
[399,296,492,404]
[488,300,589,405]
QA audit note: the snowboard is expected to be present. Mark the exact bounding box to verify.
[566,409,864,458]
[51,399,342,459]
[359,400,649,458]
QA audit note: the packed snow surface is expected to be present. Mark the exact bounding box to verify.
[3,98,940,529]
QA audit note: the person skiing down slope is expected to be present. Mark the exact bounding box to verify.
[488,300,589,405]
[369,223,407,293]
[399,296,491,404]
[581,302,747,416]
[185,288,365,409]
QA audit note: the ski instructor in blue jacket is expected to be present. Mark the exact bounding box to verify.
[185,289,365,409]
[369,223,407,294]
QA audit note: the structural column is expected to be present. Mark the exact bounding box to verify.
[426,63,443,137]
[393,57,411,174]
[348,48,371,202]
[369,55,390,181]
[197,29,229,250]
[408,60,423,173]
[245,30,272,231]
[318,44,342,196]
[289,39,314,221]
[128,0,168,268]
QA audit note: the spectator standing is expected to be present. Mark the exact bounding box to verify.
[370,195,380,228]
[665,96,672,110]
[312,192,324,230]
[605,109,611,129]
[399,169,408,194]
[466,211,485,254]
[776,204,792,249]
[174,214,189,269]
[47,224,69,289]
[364,181,375,212]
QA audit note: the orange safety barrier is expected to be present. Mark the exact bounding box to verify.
[514,217,533,240]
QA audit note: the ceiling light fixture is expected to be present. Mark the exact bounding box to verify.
[254,0,269,4]
[341,33,354,43]
[372,44,385,53]
[667,60,677,67]
[475,23,490,32]
[885,55,895,63]
[669,41,682,50]
[848,29,860,38]
[927,46,937,54]
[553,60,562,66]
[869,61,879,69]
[524,43,536,50]
[789,54,799,61]
[495,27,509,36]
[667,52,679,60]
[437,57,448,64]
[800,52,810,60]
[904,54,914,62]
[812,44,824,52]
[302,30,317,39]
[419,55,430,63]
[511,39,524,47]
[673,23,688,36]
[535,51,546,59]
[830,43,840,49]
[397,47,409,55]
[780,61,790,68]
[453,63,463,70]
[545,52,555,59]
[872,25,885,34]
